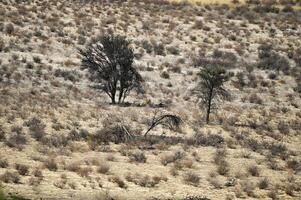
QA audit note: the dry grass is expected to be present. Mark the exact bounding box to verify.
[0,0,300,199]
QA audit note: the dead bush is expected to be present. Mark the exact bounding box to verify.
[15,164,29,176]
[183,171,200,186]
[90,117,136,147]
[125,173,165,188]
[77,167,92,177]
[0,171,20,184]
[286,159,301,172]
[109,176,127,188]
[0,159,9,168]
[44,158,58,171]
[5,126,27,150]
[258,177,269,189]
[129,150,147,163]
[247,165,260,176]
[32,168,43,179]
[160,151,185,165]
[97,163,110,174]
[249,93,263,104]
[25,117,46,141]
[191,132,225,147]
[241,181,256,197]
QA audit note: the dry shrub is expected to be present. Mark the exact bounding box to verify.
[77,167,92,177]
[0,159,9,168]
[249,93,263,104]
[24,116,46,141]
[65,161,81,172]
[241,181,256,197]
[5,126,27,150]
[160,151,185,165]
[169,166,179,176]
[217,160,230,176]
[90,117,136,147]
[0,125,5,141]
[44,158,58,171]
[129,150,147,163]
[183,171,200,186]
[28,176,42,186]
[0,171,20,184]
[213,148,230,176]
[106,154,115,161]
[54,178,67,189]
[97,163,110,174]
[33,168,43,179]
[109,176,127,188]
[247,165,260,176]
[258,177,269,189]
[15,164,29,176]
[208,177,223,189]
[40,134,69,148]
[286,159,301,173]
[190,132,224,147]
[125,173,165,188]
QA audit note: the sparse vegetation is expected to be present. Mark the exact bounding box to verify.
[0,0,300,199]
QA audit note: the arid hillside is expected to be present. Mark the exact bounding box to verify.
[0,0,300,200]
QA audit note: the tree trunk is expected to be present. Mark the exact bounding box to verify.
[118,89,124,104]
[111,90,116,104]
[206,103,210,124]
[206,89,213,124]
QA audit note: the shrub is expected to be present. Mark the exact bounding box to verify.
[249,93,263,104]
[286,159,301,172]
[0,171,20,184]
[166,46,180,55]
[65,161,81,172]
[77,167,92,177]
[257,44,290,73]
[182,196,211,200]
[153,42,165,56]
[32,168,43,179]
[97,163,110,174]
[258,177,269,189]
[160,71,170,79]
[125,173,164,188]
[160,151,185,165]
[247,165,260,176]
[278,121,290,134]
[90,118,135,146]
[129,151,147,163]
[25,117,46,141]
[5,128,27,150]
[40,134,69,148]
[15,164,29,176]
[192,133,224,147]
[5,23,14,35]
[242,181,256,197]
[183,172,200,186]
[44,158,58,171]
[68,129,89,141]
[109,176,127,188]
[0,159,8,168]
[217,160,230,176]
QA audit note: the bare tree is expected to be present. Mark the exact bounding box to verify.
[80,33,143,104]
[144,111,182,137]
[196,65,229,124]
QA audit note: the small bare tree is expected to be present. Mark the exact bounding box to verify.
[196,65,229,124]
[144,111,182,137]
[80,33,143,104]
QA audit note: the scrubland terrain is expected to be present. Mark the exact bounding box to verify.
[0,0,301,200]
